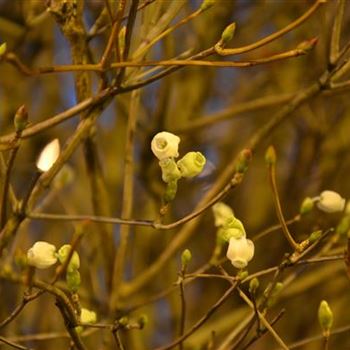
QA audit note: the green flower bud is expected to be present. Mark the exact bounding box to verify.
[266,282,283,307]
[300,197,314,215]
[57,245,80,272]
[164,180,178,202]
[212,202,234,227]
[265,145,276,165]
[336,216,350,236]
[237,270,248,280]
[80,308,97,324]
[181,249,192,268]
[159,158,181,183]
[308,230,322,243]
[221,217,246,241]
[200,0,215,11]
[0,42,7,57]
[177,152,206,178]
[66,269,81,292]
[318,300,333,335]
[235,149,252,174]
[249,277,259,294]
[14,105,28,132]
[221,23,236,45]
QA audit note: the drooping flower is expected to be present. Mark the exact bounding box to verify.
[36,139,60,172]
[80,308,97,324]
[177,151,206,178]
[226,236,254,269]
[151,132,180,160]
[27,241,57,269]
[316,190,345,213]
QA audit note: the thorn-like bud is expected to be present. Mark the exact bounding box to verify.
[297,37,318,53]
[318,300,333,336]
[265,145,276,166]
[181,249,192,268]
[220,23,236,46]
[249,277,259,295]
[300,197,314,215]
[14,105,28,133]
[200,0,215,11]
[235,148,252,174]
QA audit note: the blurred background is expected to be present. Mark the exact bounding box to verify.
[1,0,350,349]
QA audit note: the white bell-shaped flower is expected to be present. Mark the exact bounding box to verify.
[316,190,345,213]
[226,236,254,269]
[80,308,97,324]
[27,241,57,269]
[36,139,60,172]
[151,132,180,160]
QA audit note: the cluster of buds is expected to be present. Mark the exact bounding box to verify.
[212,202,254,269]
[300,190,346,215]
[151,131,206,202]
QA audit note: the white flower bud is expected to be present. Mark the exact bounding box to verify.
[316,190,345,213]
[36,139,60,172]
[212,202,234,227]
[226,236,254,269]
[151,132,180,160]
[80,308,97,324]
[27,241,57,269]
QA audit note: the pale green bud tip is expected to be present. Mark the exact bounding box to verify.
[0,42,7,56]
[249,277,259,294]
[308,230,322,243]
[14,105,28,132]
[235,148,252,173]
[221,23,236,45]
[177,151,206,178]
[265,145,276,165]
[181,249,192,267]
[57,244,80,271]
[336,216,350,236]
[200,0,215,11]
[318,300,333,334]
[300,197,314,215]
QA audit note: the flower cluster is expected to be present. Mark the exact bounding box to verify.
[151,131,206,201]
[212,202,255,269]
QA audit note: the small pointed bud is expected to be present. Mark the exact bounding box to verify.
[14,105,28,132]
[212,202,234,227]
[27,241,57,269]
[177,151,206,178]
[297,37,318,53]
[181,249,192,268]
[151,131,180,160]
[159,158,182,183]
[300,197,314,215]
[138,314,148,329]
[220,23,236,46]
[0,42,7,57]
[235,148,252,173]
[249,277,259,295]
[316,190,345,213]
[80,308,97,324]
[318,300,333,336]
[200,0,215,11]
[308,230,322,243]
[164,180,178,202]
[57,244,80,272]
[265,145,276,166]
[36,139,60,172]
[66,269,81,292]
[336,216,350,236]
